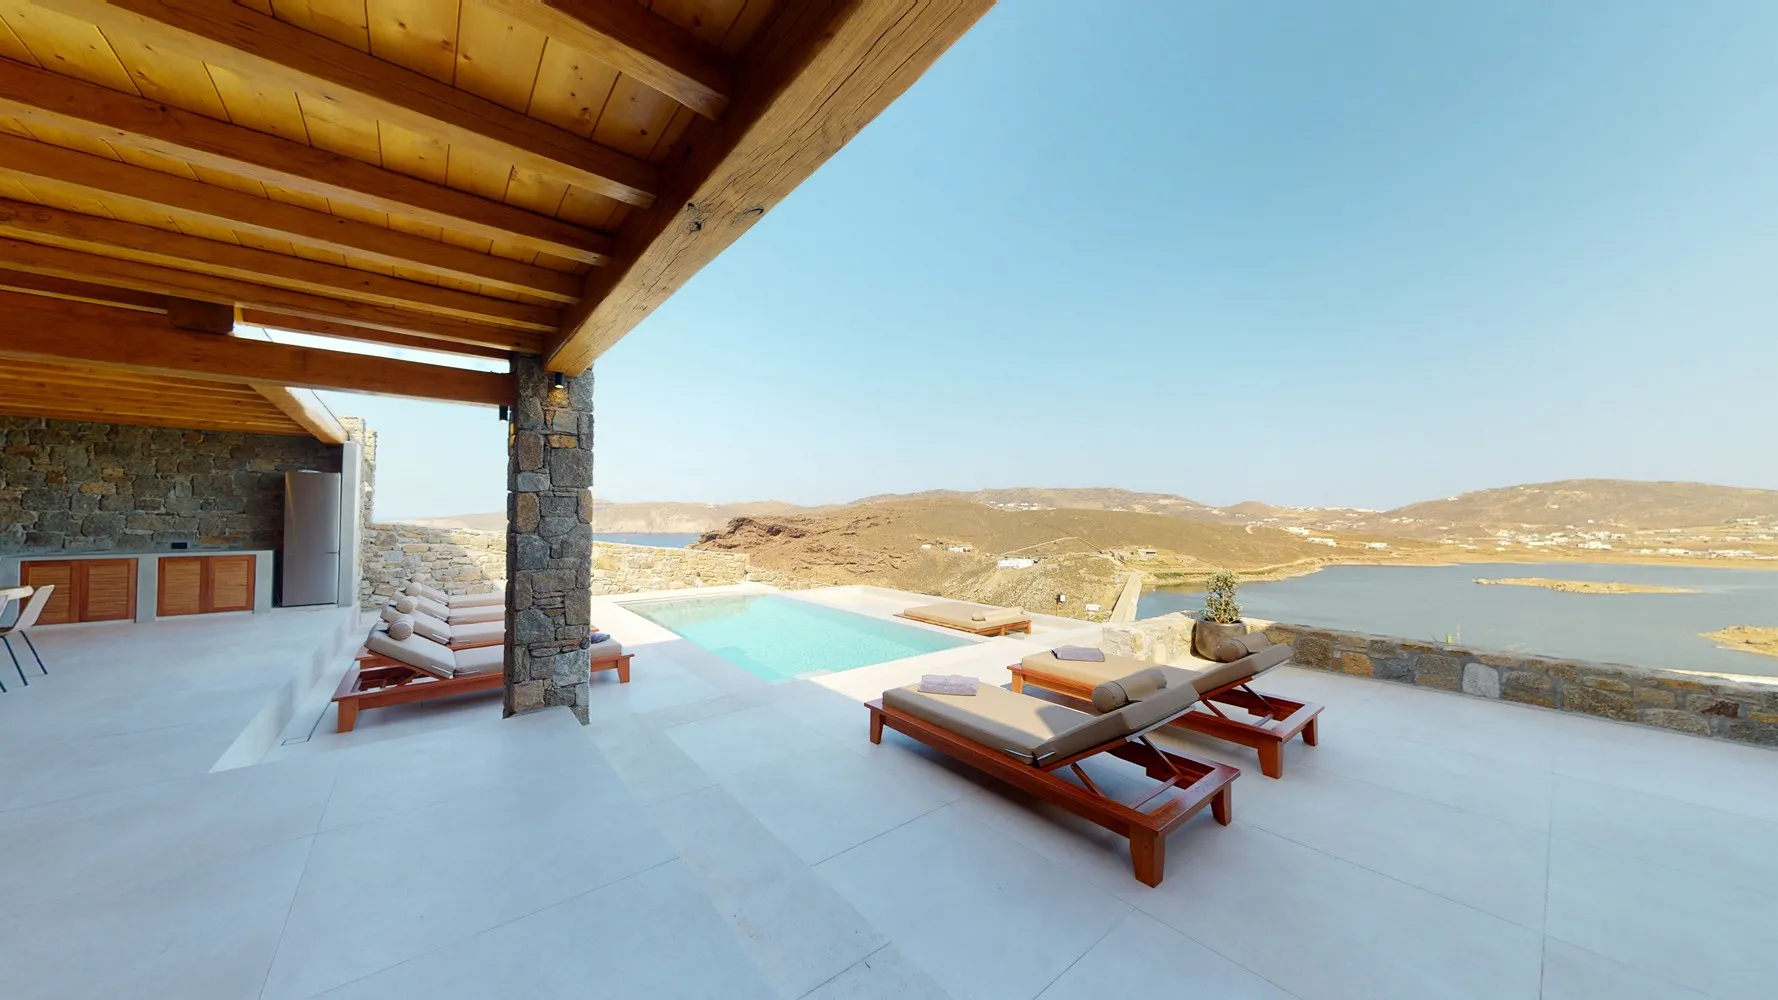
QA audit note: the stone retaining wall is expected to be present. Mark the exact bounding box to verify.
[1107,613,1778,749]
[0,416,341,553]
[358,524,749,606]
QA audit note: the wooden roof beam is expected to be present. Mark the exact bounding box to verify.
[0,266,167,311]
[0,134,579,302]
[0,237,544,352]
[0,290,513,406]
[0,197,559,332]
[483,0,734,120]
[546,0,995,372]
[0,56,612,266]
[236,310,512,362]
[38,0,660,207]
[249,385,348,443]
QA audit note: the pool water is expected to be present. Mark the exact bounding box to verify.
[626,592,972,682]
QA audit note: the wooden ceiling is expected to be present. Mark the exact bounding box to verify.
[0,0,993,436]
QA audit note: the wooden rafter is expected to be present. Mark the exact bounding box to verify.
[237,310,513,362]
[483,0,734,120]
[0,265,166,311]
[37,0,661,207]
[0,55,613,265]
[0,197,558,331]
[0,134,581,302]
[0,290,514,405]
[245,385,347,444]
[547,0,995,372]
[0,237,543,352]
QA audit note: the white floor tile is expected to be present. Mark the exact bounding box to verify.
[1546,836,1777,1000]
[1232,762,1550,929]
[1550,776,1778,889]
[801,944,953,1000]
[308,861,775,1000]
[664,702,836,779]
[1135,823,1544,1000]
[0,837,311,1000]
[1538,938,1711,1000]
[261,768,674,1000]
[817,805,1132,1000]
[646,784,888,998]
[1038,909,1295,999]
[722,744,951,865]
[1291,725,1555,832]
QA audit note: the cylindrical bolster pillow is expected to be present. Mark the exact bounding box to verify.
[386,615,415,640]
[379,603,403,625]
[1213,633,1276,663]
[393,595,418,614]
[1091,667,1169,712]
[405,583,425,597]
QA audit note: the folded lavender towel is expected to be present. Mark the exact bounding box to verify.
[1052,645,1106,662]
[918,674,978,696]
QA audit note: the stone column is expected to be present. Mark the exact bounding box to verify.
[504,355,593,723]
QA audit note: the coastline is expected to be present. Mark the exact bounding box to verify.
[1141,549,1778,593]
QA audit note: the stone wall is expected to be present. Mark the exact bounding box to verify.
[1106,613,1778,749]
[358,524,750,606]
[0,416,341,553]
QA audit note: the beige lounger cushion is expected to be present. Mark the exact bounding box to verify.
[446,590,503,608]
[1211,632,1276,663]
[1018,650,1187,689]
[1186,643,1292,694]
[885,684,1103,764]
[904,602,1028,630]
[379,603,404,625]
[366,629,457,679]
[413,595,452,619]
[448,619,503,645]
[589,635,624,659]
[1091,667,1168,711]
[453,644,503,676]
[445,602,503,625]
[410,609,452,644]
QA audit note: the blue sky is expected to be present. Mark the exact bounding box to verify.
[320,0,1778,521]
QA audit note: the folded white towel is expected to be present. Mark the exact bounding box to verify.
[918,674,977,696]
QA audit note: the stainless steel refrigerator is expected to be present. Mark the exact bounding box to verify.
[282,471,341,606]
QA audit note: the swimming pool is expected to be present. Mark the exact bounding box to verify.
[625,592,972,682]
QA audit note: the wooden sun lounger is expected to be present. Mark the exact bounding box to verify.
[1010,661,1321,779]
[868,694,1237,887]
[895,606,1032,636]
[333,646,634,732]
[332,650,503,733]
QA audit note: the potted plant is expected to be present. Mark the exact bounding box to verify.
[1193,570,1248,659]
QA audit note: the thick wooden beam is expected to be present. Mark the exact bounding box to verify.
[39,0,660,207]
[237,310,512,362]
[166,297,233,333]
[0,134,579,302]
[0,197,559,331]
[0,56,612,265]
[483,0,733,119]
[547,0,995,372]
[0,266,167,311]
[0,237,543,352]
[0,291,514,405]
[248,386,348,443]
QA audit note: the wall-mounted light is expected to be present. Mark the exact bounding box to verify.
[498,405,509,422]
[552,372,564,389]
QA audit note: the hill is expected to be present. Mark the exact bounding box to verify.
[408,498,821,534]
[1370,479,1778,533]
[694,498,1433,618]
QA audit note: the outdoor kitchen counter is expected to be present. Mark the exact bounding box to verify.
[0,549,275,624]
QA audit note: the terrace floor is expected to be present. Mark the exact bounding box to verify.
[1,585,1774,999]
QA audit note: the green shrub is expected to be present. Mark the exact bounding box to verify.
[1202,570,1242,624]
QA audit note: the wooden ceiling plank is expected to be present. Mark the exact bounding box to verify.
[0,195,560,330]
[548,0,994,372]
[248,384,348,442]
[237,309,515,361]
[0,131,581,300]
[485,0,733,120]
[0,265,167,310]
[37,0,662,207]
[0,235,543,351]
[0,290,514,405]
[0,400,305,435]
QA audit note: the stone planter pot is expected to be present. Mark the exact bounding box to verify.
[1193,618,1248,660]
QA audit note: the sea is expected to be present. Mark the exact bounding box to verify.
[593,532,701,548]
[1137,562,1778,678]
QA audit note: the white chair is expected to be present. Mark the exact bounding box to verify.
[0,584,52,689]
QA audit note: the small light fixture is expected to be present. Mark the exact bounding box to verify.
[552,372,565,389]
[498,405,509,422]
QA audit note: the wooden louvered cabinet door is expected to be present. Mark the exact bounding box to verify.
[159,555,256,616]
[18,559,138,623]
